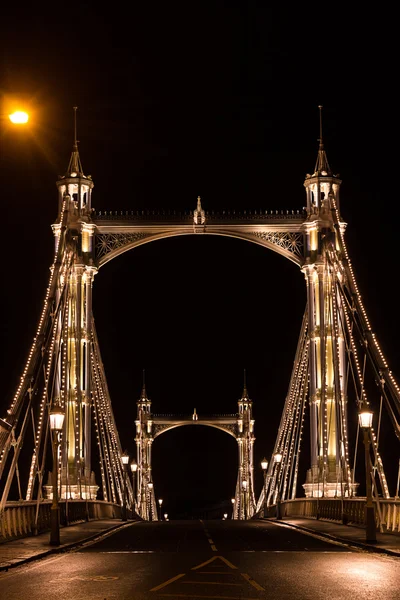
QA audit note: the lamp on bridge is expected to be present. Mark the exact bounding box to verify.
[242,480,248,519]
[130,461,137,514]
[8,110,29,124]
[148,481,154,520]
[121,452,130,521]
[273,452,283,520]
[49,401,65,546]
[358,407,377,543]
[158,498,163,520]
[261,457,269,518]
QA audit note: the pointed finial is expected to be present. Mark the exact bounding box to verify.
[142,368,146,396]
[242,368,248,398]
[193,195,206,225]
[66,106,84,177]
[73,106,78,150]
[318,105,323,149]
[313,105,331,176]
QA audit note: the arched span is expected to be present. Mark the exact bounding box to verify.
[152,419,237,440]
[95,228,305,269]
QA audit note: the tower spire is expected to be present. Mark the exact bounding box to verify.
[242,368,248,399]
[141,369,147,399]
[66,106,85,177]
[313,105,331,176]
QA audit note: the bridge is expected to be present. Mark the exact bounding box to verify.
[1,119,400,542]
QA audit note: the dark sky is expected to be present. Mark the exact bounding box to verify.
[0,5,399,515]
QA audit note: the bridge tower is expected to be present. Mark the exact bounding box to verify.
[301,107,355,497]
[234,372,256,518]
[135,371,157,520]
[41,110,99,500]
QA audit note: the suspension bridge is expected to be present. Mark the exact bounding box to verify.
[1,111,399,540]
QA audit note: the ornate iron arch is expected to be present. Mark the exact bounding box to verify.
[93,202,306,269]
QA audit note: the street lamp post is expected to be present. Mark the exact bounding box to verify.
[261,457,268,518]
[130,461,137,514]
[242,480,248,520]
[49,401,65,546]
[121,452,129,521]
[148,482,154,520]
[359,408,377,543]
[158,498,163,520]
[274,452,283,520]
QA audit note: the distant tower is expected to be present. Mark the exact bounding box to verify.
[135,370,155,519]
[235,370,256,518]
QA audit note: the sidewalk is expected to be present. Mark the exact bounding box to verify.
[0,517,399,572]
[274,517,400,557]
[0,519,131,571]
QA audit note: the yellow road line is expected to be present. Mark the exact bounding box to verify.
[207,538,214,544]
[181,581,241,586]
[150,573,185,591]
[158,595,259,599]
[211,544,218,552]
[192,556,238,570]
[198,572,236,575]
[240,572,265,591]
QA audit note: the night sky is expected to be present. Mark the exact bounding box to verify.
[1,5,399,516]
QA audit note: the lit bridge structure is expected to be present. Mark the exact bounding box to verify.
[1,117,400,538]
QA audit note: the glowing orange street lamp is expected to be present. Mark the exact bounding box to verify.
[8,110,29,124]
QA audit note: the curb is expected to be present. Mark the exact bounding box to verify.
[268,519,400,558]
[0,521,136,572]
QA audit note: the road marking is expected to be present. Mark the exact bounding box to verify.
[151,555,265,597]
[201,520,218,551]
[198,572,236,575]
[241,572,265,591]
[181,581,241,586]
[48,575,119,582]
[158,595,261,599]
[191,556,237,570]
[150,573,185,591]
[99,550,155,553]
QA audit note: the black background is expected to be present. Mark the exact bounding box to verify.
[0,4,399,516]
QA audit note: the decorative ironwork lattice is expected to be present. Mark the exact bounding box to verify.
[95,233,150,260]
[153,421,237,438]
[252,231,304,258]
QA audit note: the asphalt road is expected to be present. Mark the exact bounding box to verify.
[0,520,399,599]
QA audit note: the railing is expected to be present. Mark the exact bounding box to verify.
[0,500,125,543]
[260,498,400,533]
[93,209,306,222]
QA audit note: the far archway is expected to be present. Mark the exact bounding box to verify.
[135,373,255,520]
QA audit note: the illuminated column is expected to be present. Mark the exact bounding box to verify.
[135,378,153,519]
[83,267,96,486]
[302,145,352,497]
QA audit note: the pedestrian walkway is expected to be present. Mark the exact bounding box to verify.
[0,519,131,571]
[0,517,399,572]
[275,516,400,557]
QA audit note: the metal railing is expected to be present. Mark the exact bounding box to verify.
[260,498,400,533]
[0,500,125,543]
